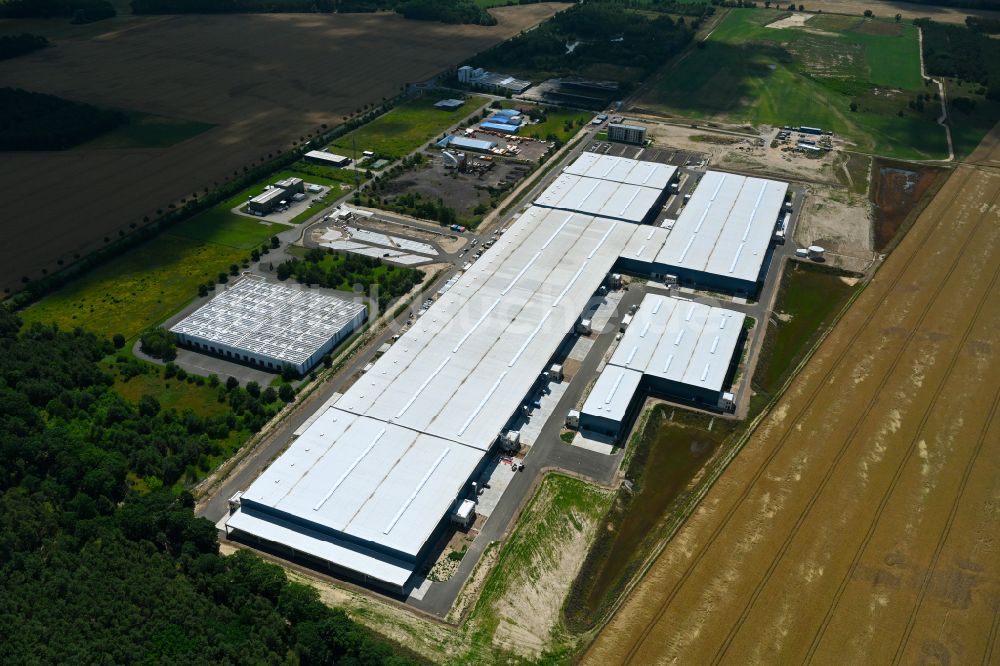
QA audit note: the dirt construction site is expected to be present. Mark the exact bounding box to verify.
[584,125,1000,664]
[0,3,565,293]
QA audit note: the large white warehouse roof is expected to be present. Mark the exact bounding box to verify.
[563,152,677,191]
[533,173,665,224]
[654,171,787,285]
[170,279,366,367]
[231,205,664,586]
[608,294,745,394]
[238,409,484,560]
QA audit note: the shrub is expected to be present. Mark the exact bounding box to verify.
[139,327,177,361]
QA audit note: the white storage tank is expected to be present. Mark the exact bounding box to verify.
[808,245,826,260]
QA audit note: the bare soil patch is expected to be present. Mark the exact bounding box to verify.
[0,4,567,293]
[870,158,948,252]
[792,0,1000,25]
[794,184,874,272]
[766,13,814,29]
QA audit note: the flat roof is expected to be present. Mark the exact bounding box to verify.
[250,187,286,204]
[334,205,641,450]
[580,365,643,424]
[608,294,744,394]
[448,136,496,151]
[240,409,483,558]
[170,279,365,366]
[533,173,664,223]
[227,507,415,588]
[480,122,520,134]
[305,149,350,164]
[563,153,676,190]
[434,98,465,108]
[654,171,787,284]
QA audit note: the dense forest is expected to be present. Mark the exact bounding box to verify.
[0,33,48,60]
[130,0,495,23]
[0,88,126,150]
[0,309,417,664]
[916,19,1000,100]
[276,249,423,310]
[469,3,694,84]
[0,0,115,22]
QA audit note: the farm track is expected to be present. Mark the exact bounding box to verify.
[583,127,1000,665]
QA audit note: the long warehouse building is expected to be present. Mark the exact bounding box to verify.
[225,152,787,592]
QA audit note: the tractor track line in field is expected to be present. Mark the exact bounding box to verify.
[618,165,977,665]
[708,182,1000,666]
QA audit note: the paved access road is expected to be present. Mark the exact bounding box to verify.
[584,129,1000,665]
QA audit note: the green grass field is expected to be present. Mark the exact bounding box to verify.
[330,95,489,158]
[753,261,860,400]
[20,234,251,339]
[639,9,947,159]
[77,110,214,149]
[516,107,592,143]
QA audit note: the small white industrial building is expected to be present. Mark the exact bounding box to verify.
[170,279,366,376]
[581,294,746,437]
[304,150,352,168]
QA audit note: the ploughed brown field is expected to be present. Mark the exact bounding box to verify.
[584,123,1000,665]
[0,4,565,293]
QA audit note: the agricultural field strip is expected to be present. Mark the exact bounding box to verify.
[607,163,987,664]
[592,156,1000,660]
[801,248,1000,659]
[707,183,1000,665]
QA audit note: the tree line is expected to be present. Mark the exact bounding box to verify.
[130,0,496,23]
[0,88,126,151]
[469,3,694,84]
[0,0,116,23]
[916,18,1000,101]
[0,308,419,664]
[0,33,49,61]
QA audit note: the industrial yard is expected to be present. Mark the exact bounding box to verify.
[7,0,997,663]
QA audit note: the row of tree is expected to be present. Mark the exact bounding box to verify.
[130,0,495,23]
[0,309,418,663]
[0,87,126,151]
[0,33,48,61]
[0,0,116,22]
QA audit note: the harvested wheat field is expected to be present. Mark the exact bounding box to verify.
[0,4,565,293]
[584,124,1000,665]
[795,0,1000,25]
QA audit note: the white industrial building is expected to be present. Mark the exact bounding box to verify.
[305,150,352,168]
[170,279,366,376]
[581,295,746,437]
[224,152,787,592]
